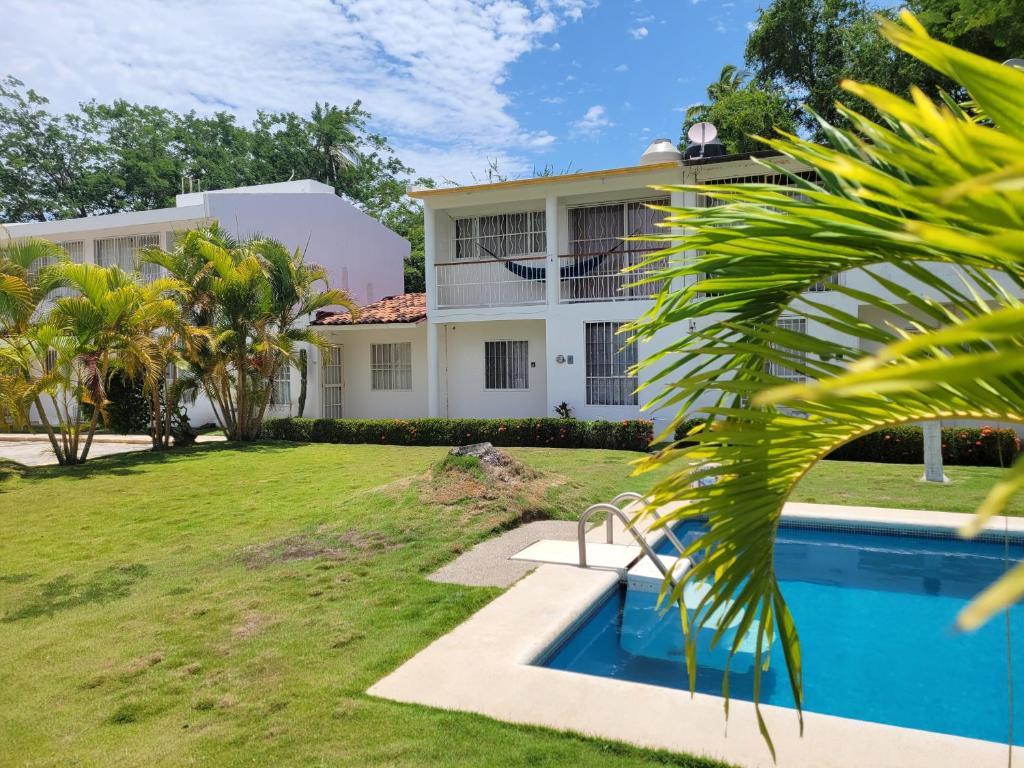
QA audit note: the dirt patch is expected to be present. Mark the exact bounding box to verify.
[240,528,400,570]
[422,445,563,529]
[232,611,270,639]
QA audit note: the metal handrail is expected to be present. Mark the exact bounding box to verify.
[577,503,677,586]
[609,492,688,557]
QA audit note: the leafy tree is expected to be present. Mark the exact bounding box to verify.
[682,66,796,155]
[745,0,945,136]
[632,14,1024,749]
[910,0,1024,62]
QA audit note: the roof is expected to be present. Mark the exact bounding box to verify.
[312,293,427,326]
[407,160,682,199]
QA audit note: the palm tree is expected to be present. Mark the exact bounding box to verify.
[685,64,752,122]
[142,225,356,441]
[630,12,1024,751]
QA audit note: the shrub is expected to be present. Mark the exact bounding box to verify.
[261,417,654,452]
[827,425,1022,467]
[674,417,708,444]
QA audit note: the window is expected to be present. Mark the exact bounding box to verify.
[585,322,638,405]
[767,317,808,383]
[28,240,83,300]
[453,212,545,260]
[270,365,291,406]
[484,340,529,390]
[371,342,412,391]
[322,346,344,418]
[94,233,162,282]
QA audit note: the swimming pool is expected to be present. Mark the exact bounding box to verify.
[538,521,1024,745]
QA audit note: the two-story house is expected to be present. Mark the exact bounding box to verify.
[5,179,410,426]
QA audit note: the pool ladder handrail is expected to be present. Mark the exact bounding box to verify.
[607,492,688,559]
[577,494,686,586]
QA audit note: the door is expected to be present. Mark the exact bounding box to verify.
[321,345,344,418]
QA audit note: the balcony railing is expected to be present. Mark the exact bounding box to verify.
[558,248,668,303]
[434,256,546,309]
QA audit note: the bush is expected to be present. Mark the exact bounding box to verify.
[827,425,1022,467]
[674,417,708,444]
[261,417,654,452]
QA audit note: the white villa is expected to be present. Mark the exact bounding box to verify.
[4,179,409,425]
[9,141,998,436]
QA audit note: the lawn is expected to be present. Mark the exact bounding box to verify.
[0,444,1013,768]
[0,443,724,768]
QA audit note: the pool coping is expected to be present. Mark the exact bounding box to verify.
[369,503,1024,768]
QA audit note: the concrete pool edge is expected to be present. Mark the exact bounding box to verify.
[368,504,1024,768]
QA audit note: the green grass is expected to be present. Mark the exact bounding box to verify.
[0,445,1014,768]
[793,459,1022,514]
[0,443,722,768]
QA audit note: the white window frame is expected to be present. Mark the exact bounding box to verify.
[452,211,546,261]
[28,240,84,300]
[270,364,291,406]
[370,342,413,391]
[767,316,808,383]
[484,340,529,391]
[94,233,163,283]
[584,322,638,406]
[321,345,344,418]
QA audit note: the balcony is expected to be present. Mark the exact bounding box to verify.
[558,247,667,303]
[434,256,546,309]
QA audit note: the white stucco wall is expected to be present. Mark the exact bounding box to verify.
[308,325,428,419]
[438,319,547,418]
[206,191,409,307]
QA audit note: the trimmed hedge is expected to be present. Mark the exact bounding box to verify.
[262,417,654,452]
[828,425,1022,467]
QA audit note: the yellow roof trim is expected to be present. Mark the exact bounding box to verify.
[408,161,683,199]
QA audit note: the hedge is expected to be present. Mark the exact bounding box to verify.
[828,425,1022,467]
[261,417,654,452]
[673,418,1021,467]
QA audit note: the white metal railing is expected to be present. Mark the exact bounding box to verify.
[434,257,546,309]
[559,248,668,303]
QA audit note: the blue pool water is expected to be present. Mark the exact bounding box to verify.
[540,522,1024,744]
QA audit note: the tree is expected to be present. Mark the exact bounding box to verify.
[682,68,796,155]
[143,225,356,441]
[632,14,1024,750]
[744,0,945,137]
[910,0,1024,62]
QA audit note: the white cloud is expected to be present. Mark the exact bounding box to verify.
[715,20,728,33]
[614,63,629,72]
[635,14,655,22]
[541,96,565,104]
[572,104,612,137]
[550,42,561,50]
[0,0,591,183]
[628,26,649,39]
[746,19,757,31]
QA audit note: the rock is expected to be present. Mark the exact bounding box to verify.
[449,442,494,458]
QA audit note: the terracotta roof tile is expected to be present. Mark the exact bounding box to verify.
[312,293,426,326]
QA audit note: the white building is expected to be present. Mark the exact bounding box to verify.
[310,138,1012,437]
[4,179,410,425]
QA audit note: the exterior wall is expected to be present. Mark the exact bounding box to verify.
[308,325,428,419]
[206,191,408,307]
[438,319,547,418]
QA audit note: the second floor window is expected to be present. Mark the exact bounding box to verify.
[371,342,413,391]
[29,240,84,300]
[767,317,808,383]
[270,365,291,406]
[453,212,545,260]
[94,233,163,283]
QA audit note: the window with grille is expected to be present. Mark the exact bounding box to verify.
[585,322,638,405]
[484,340,529,390]
[94,233,162,282]
[767,317,808,383]
[371,342,413,391]
[453,212,545,260]
[321,346,344,417]
[28,240,84,299]
[270,365,291,406]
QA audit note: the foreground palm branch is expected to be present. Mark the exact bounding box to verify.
[628,12,1024,747]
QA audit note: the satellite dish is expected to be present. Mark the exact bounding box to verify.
[688,121,718,145]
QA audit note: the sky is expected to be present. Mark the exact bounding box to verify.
[2,0,763,184]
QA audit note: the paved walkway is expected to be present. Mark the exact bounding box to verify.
[429,520,610,588]
[0,434,225,467]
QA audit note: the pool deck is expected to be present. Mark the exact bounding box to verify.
[369,502,1024,768]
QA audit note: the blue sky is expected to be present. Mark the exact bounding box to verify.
[2,0,761,183]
